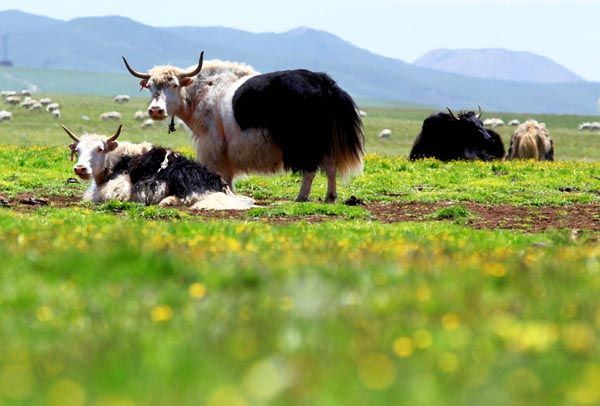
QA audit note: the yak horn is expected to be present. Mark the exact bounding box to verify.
[108,125,123,142]
[62,125,80,142]
[476,105,483,119]
[446,107,459,120]
[180,51,205,78]
[122,57,151,79]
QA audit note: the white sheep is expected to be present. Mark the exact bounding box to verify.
[5,96,20,105]
[141,118,154,129]
[134,110,148,121]
[483,118,505,128]
[0,110,13,122]
[100,111,122,121]
[46,102,60,112]
[114,95,131,103]
[378,129,392,139]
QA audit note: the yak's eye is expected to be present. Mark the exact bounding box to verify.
[97,147,103,152]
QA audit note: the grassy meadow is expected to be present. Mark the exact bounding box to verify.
[0,93,599,405]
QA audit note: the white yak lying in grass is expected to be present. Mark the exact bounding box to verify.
[63,125,256,210]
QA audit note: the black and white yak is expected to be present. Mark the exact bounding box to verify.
[122,52,365,202]
[64,125,256,210]
[409,108,505,161]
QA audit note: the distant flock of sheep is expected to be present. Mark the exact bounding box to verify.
[1,89,61,120]
[0,91,166,130]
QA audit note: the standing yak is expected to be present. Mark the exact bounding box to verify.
[122,52,364,203]
[409,108,505,161]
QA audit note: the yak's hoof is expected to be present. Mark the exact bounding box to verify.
[295,196,309,203]
[325,194,337,204]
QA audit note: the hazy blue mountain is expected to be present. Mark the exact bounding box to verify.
[1,10,599,114]
[0,9,61,35]
[414,49,584,84]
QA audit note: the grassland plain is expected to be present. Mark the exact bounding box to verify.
[0,94,599,405]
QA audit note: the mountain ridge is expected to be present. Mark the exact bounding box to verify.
[415,48,584,84]
[0,10,598,114]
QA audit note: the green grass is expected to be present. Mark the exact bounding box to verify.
[0,94,599,405]
[431,205,471,220]
[0,210,598,405]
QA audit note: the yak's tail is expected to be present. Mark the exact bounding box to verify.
[190,190,257,211]
[331,88,365,177]
[515,132,538,159]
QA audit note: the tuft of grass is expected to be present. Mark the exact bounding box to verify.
[431,205,472,221]
[97,200,184,220]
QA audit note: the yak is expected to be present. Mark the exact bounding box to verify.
[122,52,365,203]
[409,108,505,161]
[506,120,554,161]
[64,125,255,210]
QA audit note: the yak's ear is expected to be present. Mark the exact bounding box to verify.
[140,79,149,89]
[180,77,194,87]
[107,141,119,151]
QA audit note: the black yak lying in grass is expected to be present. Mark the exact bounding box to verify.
[410,108,505,161]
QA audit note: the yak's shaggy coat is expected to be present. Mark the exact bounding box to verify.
[506,120,554,161]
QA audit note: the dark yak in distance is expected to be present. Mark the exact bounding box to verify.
[409,108,505,161]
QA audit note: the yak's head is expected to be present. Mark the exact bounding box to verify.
[63,125,122,180]
[122,53,204,121]
[446,107,493,144]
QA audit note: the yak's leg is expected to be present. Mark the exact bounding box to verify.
[323,157,337,203]
[211,167,234,192]
[224,175,234,191]
[296,171,316,202]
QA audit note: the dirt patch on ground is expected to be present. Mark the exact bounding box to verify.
[369,202,600,232]
[2,193,598,232]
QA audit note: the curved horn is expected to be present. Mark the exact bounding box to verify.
[446,107,459,121]
[122,57,150,79]
[180,51,205,78]
[108,125,123,142]
[476,105,483,119]
[62,125,80,143]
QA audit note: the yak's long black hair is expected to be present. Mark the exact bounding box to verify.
[232,69,364,174]
[410,110,505,161]
[112,147,228,204]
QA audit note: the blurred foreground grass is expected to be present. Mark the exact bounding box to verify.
[0,209,599,404]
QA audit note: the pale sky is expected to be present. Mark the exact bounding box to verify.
[2,0,599,80]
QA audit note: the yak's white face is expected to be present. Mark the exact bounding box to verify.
[123,54,203,122]
[146,77,179,120]
[71,138,118,180]
[143,74,194,121]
